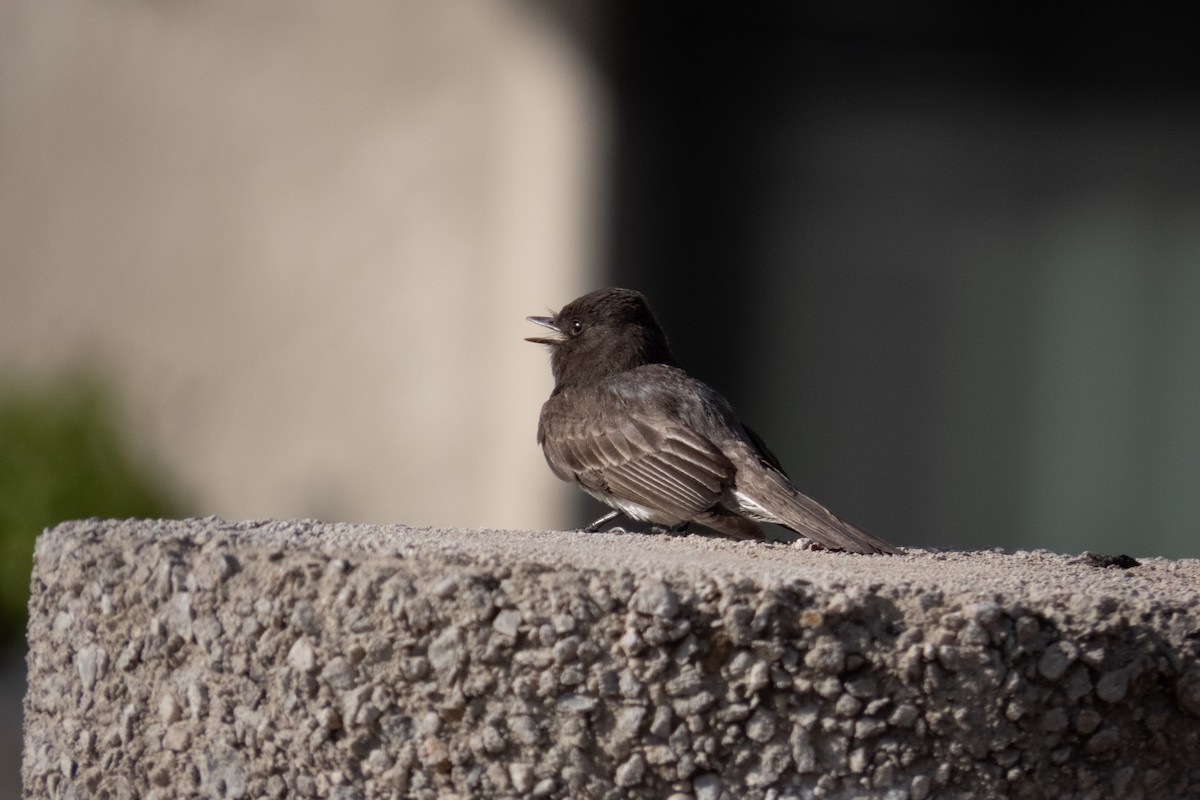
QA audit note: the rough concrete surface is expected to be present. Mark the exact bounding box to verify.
[22,518,1200,799]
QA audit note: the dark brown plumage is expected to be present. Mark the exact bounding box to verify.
[526,288,896,554]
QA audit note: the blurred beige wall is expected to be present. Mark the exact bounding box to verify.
[0,0,606,529]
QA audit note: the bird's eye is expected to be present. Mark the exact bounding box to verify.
[570,319,585,335]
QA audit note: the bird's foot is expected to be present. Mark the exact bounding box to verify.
[646,523,691,537]
[583,509,624,533]
[792,537,830,552]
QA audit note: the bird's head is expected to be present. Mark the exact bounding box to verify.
[526,288,675,388]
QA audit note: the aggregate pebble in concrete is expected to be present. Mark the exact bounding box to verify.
[22,518,1200,799]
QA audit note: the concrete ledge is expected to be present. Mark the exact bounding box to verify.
[22,518,1200,799]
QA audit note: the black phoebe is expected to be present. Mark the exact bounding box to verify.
[526,288,896,555]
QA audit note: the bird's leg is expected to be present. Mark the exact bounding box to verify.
[584,510,624,533]
[671,522,691,535]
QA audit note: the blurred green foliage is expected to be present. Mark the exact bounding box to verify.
[0,376,181,642]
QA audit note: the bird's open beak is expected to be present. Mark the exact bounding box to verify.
[525,315,563,346]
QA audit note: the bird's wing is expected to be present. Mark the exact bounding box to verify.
[741,422,789,478]
[542,411,733,522]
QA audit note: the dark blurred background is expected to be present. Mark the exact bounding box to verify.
[3,1,1200,794]
[600,3,1200,556]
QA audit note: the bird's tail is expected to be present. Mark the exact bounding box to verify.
[738,473,897,555]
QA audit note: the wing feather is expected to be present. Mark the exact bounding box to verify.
[540,403,732,523]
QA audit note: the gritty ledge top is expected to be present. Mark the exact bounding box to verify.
[38,517,1200,621]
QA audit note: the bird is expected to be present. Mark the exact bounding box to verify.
[525,287,896,554]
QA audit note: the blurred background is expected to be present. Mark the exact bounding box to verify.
[3,1,1200,793]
